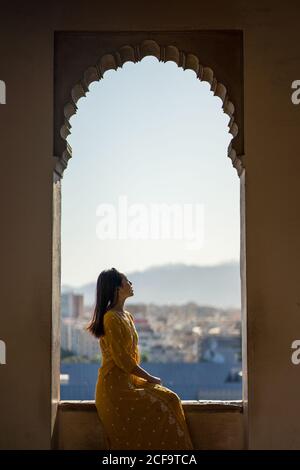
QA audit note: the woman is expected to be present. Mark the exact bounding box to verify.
[87,267,194,450]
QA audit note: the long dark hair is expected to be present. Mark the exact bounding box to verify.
[86,267,123,338]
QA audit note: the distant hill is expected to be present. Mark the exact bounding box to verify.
[62,261,241,309]
[125,262,241,308]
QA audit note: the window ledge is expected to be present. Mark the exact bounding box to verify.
[59,400,243,413]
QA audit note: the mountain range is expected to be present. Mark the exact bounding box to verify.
[62,261,241,309]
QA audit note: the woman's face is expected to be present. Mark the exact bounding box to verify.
[119,273,134,299]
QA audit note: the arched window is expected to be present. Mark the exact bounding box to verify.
[52,33,245,418]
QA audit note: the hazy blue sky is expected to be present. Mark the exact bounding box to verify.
[62,57,240,287]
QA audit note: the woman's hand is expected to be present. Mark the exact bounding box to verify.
[131,364,162,384]
[147,375,162,385]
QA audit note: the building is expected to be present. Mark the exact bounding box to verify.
[61,318,100,359]
[61,292,84,319]
[200,334,241,364]
[60,362,242,401]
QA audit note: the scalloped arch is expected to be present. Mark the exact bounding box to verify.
[58,39,243,177]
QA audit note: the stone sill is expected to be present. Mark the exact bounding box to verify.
[59,400,243,413]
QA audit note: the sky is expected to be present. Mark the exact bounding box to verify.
[62,56,240,287]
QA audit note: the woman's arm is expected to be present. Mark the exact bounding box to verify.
[130,364,161,384]
[105,313,161,384]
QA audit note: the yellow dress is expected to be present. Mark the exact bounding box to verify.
[95,309,194,450]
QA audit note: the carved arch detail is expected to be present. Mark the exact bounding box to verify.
[57,39,243,177]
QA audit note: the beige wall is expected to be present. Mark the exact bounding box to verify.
[1,0,300,449]
[57,402,244,450]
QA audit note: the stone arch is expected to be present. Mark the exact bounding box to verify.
[57,39,243,177]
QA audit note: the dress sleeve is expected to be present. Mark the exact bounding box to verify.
[127,312,134,322]
[104,313,138,374]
